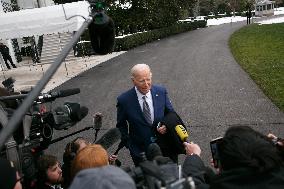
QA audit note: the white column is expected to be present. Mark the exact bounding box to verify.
[0,52,6,70]
[7,39,18,64]
[0,1,4,13]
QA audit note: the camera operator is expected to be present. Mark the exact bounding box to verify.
[0,158,23,189]
[36,155,63,189]
[182,126,284,189]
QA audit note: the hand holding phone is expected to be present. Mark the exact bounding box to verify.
[210,137,223,169]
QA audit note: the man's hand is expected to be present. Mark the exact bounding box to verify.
[109,154,118,165]
[183,142,201,156]
[157,125,167,134]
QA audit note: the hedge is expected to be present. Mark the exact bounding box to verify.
[76,20,207,56]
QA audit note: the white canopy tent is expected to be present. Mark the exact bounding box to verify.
[0,1,91,40]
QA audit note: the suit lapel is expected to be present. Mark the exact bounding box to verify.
[151,86,159,122]
[130,87,144,116]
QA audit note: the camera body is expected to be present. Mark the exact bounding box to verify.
[0,80,88,187]
[125,153,195,189]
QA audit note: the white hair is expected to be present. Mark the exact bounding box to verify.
[131,64,152,78]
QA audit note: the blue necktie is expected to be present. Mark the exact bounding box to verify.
[142,96,152,125]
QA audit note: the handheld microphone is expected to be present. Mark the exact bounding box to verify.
[95,128,121,149]
[93,113,103,141]
[175,125,189,143]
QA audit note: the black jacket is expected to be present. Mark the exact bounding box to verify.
[182,155,284,189]
[210,166,284,189]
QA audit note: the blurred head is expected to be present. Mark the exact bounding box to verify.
[37,155,63,185]
[0,158,22,189]
[69,166,136,189]
[63,137,90,164]
[131,64,152,95]
[71,144,109,179]
[72,137,90,153]
[219,126,282,172]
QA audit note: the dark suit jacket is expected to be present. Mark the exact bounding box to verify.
[116,85,174,157]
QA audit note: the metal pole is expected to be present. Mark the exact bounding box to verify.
[0,15,94,150]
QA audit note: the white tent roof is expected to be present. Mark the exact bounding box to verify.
[0,1,91,40]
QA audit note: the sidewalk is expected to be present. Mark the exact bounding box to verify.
[0,52,125,93]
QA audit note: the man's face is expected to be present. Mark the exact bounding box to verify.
[46,162,63,185]
[132,69,152,95]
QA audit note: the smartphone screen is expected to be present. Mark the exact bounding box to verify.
[210,137,223,168]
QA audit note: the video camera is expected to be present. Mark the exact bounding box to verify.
[124,144,196,189]
[0,78,88,186]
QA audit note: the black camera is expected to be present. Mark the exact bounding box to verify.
[0,81,88,187]
[124,151,196,189]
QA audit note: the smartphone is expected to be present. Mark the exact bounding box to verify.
[210,137,223,169]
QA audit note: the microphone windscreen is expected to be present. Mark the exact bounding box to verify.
[93,113,103,130]
[146,143,162,161]
[88,14,115,55]
[95,128,121,149]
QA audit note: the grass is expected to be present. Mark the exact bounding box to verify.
[229,23,284,112]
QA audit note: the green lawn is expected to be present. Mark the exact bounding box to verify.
[229,23,284,112]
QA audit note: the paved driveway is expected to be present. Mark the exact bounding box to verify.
[46,21,284,167]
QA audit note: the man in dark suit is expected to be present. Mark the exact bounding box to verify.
[0,43,16,70]
[116,64,175,166]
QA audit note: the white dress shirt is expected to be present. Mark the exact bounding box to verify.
[135,87,154,123]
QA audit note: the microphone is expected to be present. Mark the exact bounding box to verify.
[0,88,80,102]
[95,128,121,149]
[47,88,80,99]
[175,125,190,143]
[146,143,162,161]
[93,113,103,142]
[37,88,80,103]
[88,2,115,55]
[146,143,172,164]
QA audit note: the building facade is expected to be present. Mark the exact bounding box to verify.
[255,0,275,16]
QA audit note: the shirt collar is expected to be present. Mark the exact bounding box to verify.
[135,87,151,99]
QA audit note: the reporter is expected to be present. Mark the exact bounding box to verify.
[37,155,63,189]
[182,126,284,189]
[71,144,109,179]
[182,143,210,189]
[210,126,284,189]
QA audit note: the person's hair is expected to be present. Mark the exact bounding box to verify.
[37,154,58,182]
[62,137,90,188]
[219,126,282,172]
[131,64,152,79]
[71,144,109,179]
